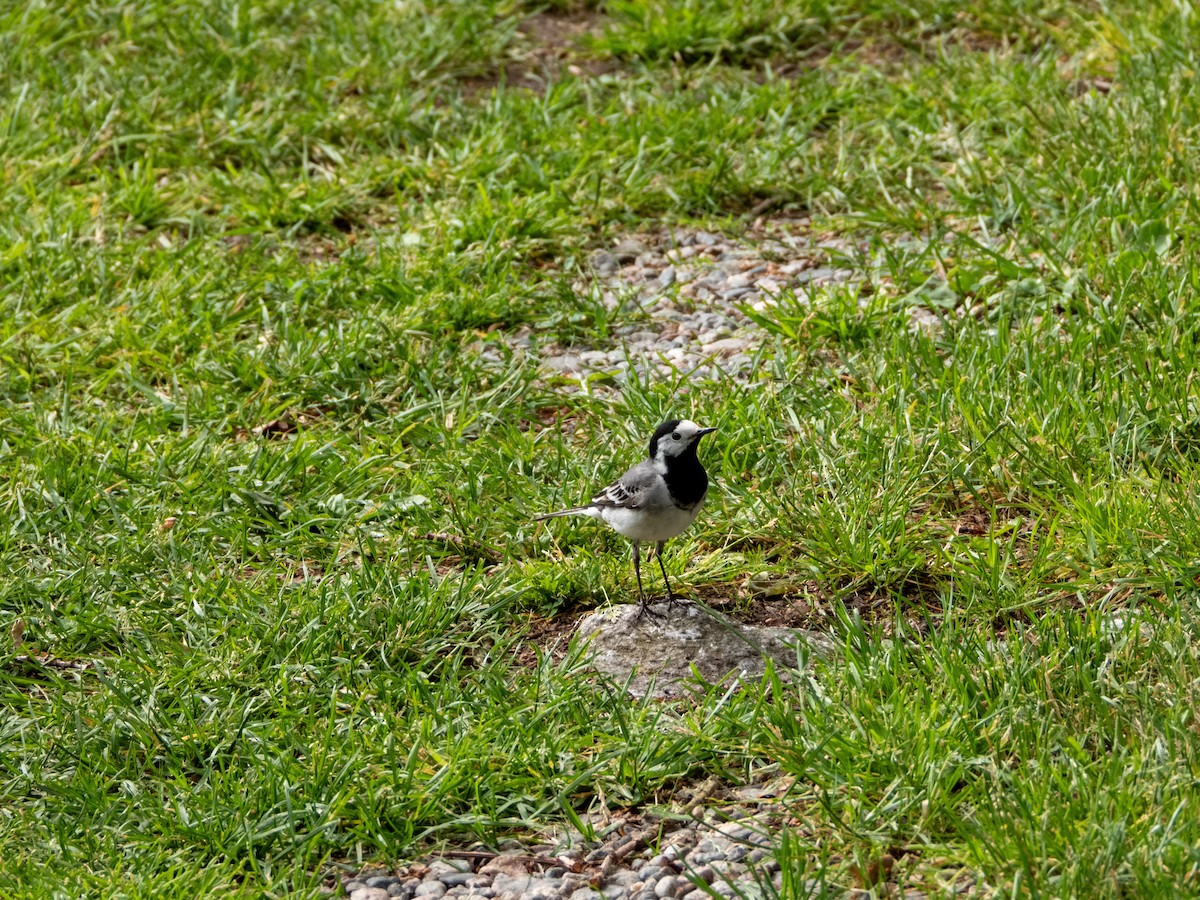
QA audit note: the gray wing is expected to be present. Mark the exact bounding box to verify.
[591,461,659,510]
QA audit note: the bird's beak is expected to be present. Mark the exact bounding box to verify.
[695,426,717,439]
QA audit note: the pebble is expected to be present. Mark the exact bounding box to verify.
[351,889,392,900]
[590,250,620,277]
[414,883,447,898]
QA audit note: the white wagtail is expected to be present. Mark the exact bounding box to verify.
[535,419,717,616]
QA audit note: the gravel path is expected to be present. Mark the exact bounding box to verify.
[341,785,798,900]
[473,225,876,385]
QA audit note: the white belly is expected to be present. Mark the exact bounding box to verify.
[594,499,704,542]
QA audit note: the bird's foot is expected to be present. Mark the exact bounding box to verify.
[663,592,689,610]
[635,597,665,621]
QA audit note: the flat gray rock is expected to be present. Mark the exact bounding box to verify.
[575,600,834,699]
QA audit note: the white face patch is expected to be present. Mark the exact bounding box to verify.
[653,420,701,460]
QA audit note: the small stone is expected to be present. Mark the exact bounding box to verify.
[438,873,475,887]
[414,883,447,899]
[387,884,410,899]
[543,354,582,374]
[612,239,645,263]
[795,266,835,284]
[778,260,812,276]
[654,875,677,898]
[606,870,641,888]
[525,880,562,900]
[714,822,753,841]
[367,876,401,889]
[724,844,750,862]
[590,250,620,277]
[658,267,676,288]
[431,861,473,876]
[543,867,566,879]
[490,874,532,895]
[719,286,754,301]
[351,890,391,900]
[346,883,368,894]
[691,866,715,884]
[569,889,603,900]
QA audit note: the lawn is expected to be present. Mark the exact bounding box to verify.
[4,0,1200,896]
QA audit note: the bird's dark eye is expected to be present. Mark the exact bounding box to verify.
[671,432,681,441]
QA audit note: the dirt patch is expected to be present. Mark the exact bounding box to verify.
[460,9,614,97]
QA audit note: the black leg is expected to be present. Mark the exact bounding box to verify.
[632,540,648,617]
[655,540,680,607]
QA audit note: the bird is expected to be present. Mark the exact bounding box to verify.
[535,419,717,616]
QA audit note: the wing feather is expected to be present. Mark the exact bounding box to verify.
[590,463,658,510]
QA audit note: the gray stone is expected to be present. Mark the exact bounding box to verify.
[654,875,677,898]
[606,870,641,888]
[591,250,620,277]
[612,239,645,263]
[526,880,563,900]
[575,601,834,699]
[439,872,475,887]
[434,860,471,873]
[346,883,368,894]
[351,889,392,900]
[414,883,447,899]
[542,353,582,374]
[490,874,533,895]
[714,822,753,841]
[367,876,401,889]
[387,884,411,899]
[724,844,750,862]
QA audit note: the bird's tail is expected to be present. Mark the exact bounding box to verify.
[533,506,593,522]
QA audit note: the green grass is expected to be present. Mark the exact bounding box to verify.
[4,0,1200,895]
